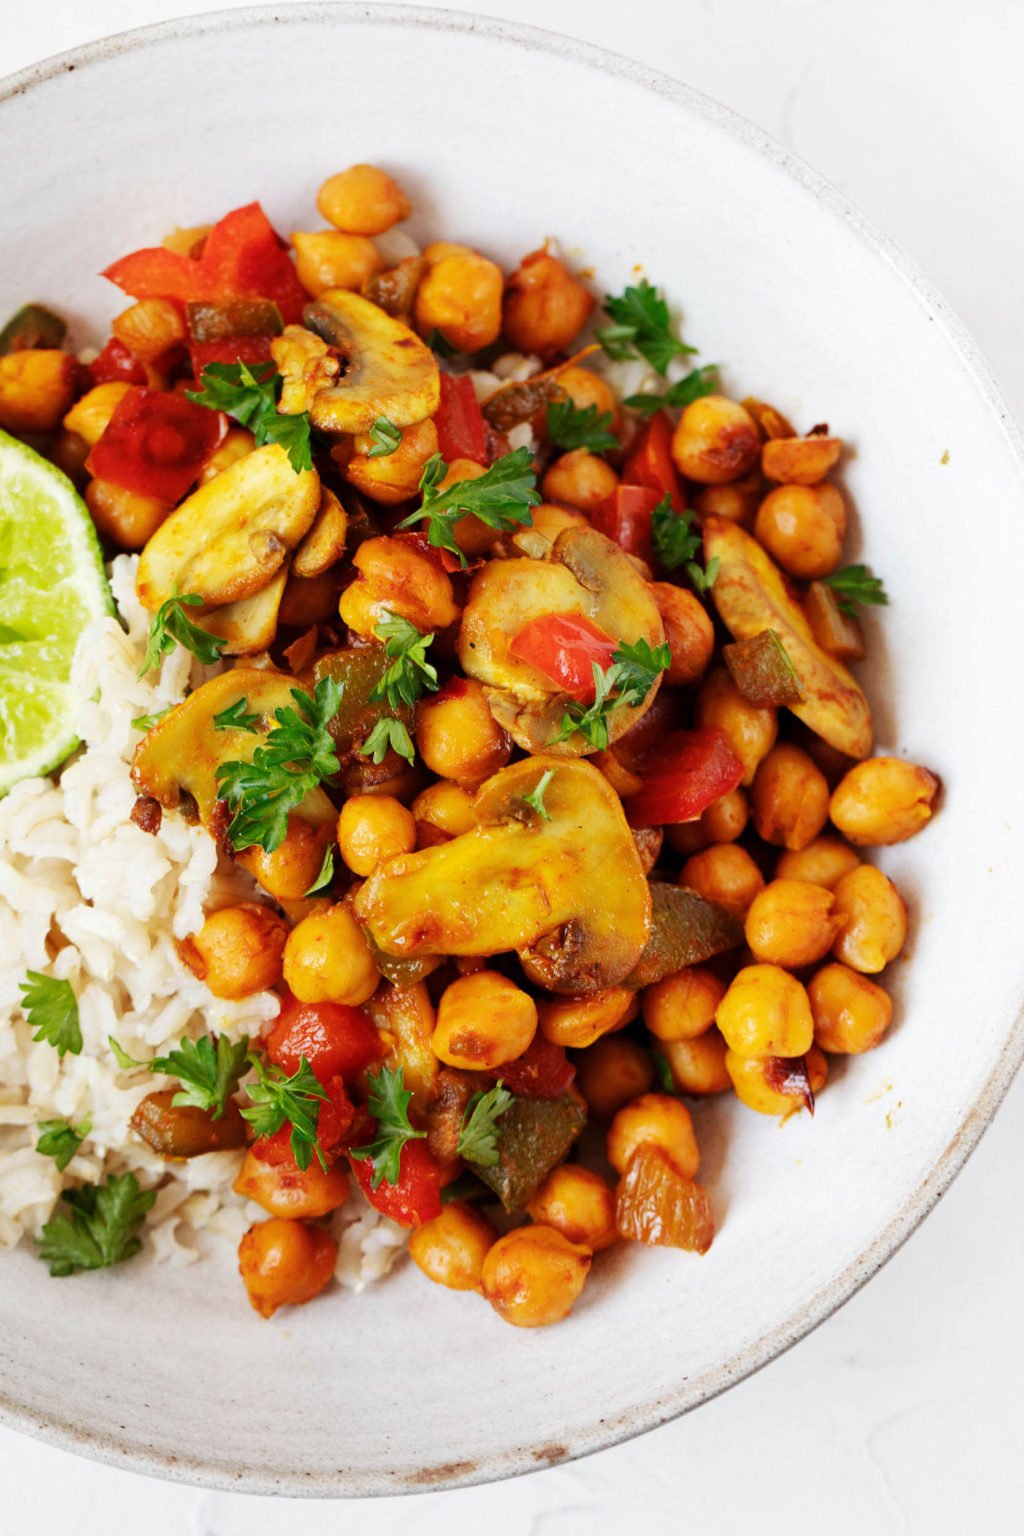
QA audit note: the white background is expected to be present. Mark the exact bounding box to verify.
[2,2,1023,1531]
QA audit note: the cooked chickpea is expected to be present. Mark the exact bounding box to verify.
[85,478,170,549]
[762,434,842,485]
[776,835,860,888]
[238,1218,337,1319]
[408,1202,497,1291]
[432,971,537,1069]
[412,781,477,846]
[502,247,594,358]
[282,902,380,1007]
[650,582,715,686]
[696,667,777,785]
[809,962,893,1053]
[575,1034,655,1119]
[830,757,940,846]
[51,429,90,485]
[541,448,619,513]
[0,349,77,434]
[744,879,842,969]
[343,417,439,505]
[607,1093,699,1179]
[317,163,411,235]
[63,381,132,446]
[754,483,846,580]
[666,788,748,856]
[197,425,256,485]
[671,395,760,484]
[716,963,814,1058]
[339,534,459,637]
[692,474,761,525]
[726,1049,820,1117]
[831,864,907,973]
[416,679,511,785]
[555,366,621,432]
[660,1031,732,1095]
[178,902,287,999]
[527,1165,617,1251]
[338,794,416,877]
[233,1149,350,1220]
[481,1225,591,1328]
[752,743,830,850]
[292,230,383,297]
[278,570,339,629]
[642,967,725,1042]
[414,243,504,353]
[680,843,765,917]
[237,817,334,902]
[537,987,635,1049]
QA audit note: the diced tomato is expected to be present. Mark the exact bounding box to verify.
[86,386,227,501]
[487,1033,575,1100]
[251,1124,294,1166]
[434,372,489,465]
[591,484,660,564]
[623,411,684,512]
[266,993,385,1086]
[188,334,274,376]
[90,337,148,386]
[624,727,744,828]
[509,612,618,702]
[103,202,308,325]
[250,1077,355,1169]
[349,1138,443,1227]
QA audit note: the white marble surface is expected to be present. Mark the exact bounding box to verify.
[2,0,1022,1529]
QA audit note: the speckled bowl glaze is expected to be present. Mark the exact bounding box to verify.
[1,2,1023,1498]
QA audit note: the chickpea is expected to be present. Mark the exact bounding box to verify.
[642,967,725,1042]
[537,987,635,1050]
[831,864,907,973]
[85,478,170,549]
[752,743,830,850]
[650,582,715,686]
[502,247,595,358]
[63,381,132,446]
[527,1165,617,1251]
[754,483,846,580]
[716,963,814,1058]
[432,971,538,1069]
[666,788,748,856]
[762,435,842,485]
[197,425,256,485]
[238,1218,337,1319]
[292,230,383,297]
[0,349,77,434]
[776,835,860,889]
[343,417,438,505]
[317,163,411,235]
[233,1149,350,1220]
[830,757,940,846]
[607,1093,699,1179]
[408,1202,496,1291]
[111,298,186,363]
[671,395,760,484]
[541,448,619,513]
[725,1048,823,1117]
[660,1031,732,1095]
[696,667,777,785]
[680,843,765,917]
[278,570,339,629]
[692,474,761,526]
[338,794,416,877]
[809,962,893,1053]
[51,428,90,486]
[237,816,334,902]
[481,1225,591,1328]
[282,902,380,1007]
[575,1034,654,1119]
[555,366,621,432]
[414,243,504,353]
[339,534,459,637]
[412,781,477,846]
[744,879,842,969]
[416,679,511,786]
[177,902,287,999]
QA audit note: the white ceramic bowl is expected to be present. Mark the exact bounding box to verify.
[2,3,1023,1498]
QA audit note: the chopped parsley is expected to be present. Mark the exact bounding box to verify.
[597,278,696,375]
[19,973,81,1058]
[651,497,719,594]
[367,415,402,457]
[148,1033,249,1120]
[131,706,171,732]
[349,1066,425,1189]
[213,697,262,733]
[359,716,416,767]
[545,398,619,455]
[397,448,540,565]
[304,844,336,897]
[521,767,556,821]
[624,364,718,416]
[38,1172,155,1277]
[186,360,314,473]
[822,563,889,617]
[36,1116,91,1172]
[140,590,226,677]
[457,1081,513,1168]
[368,613,439,710]
[241,1054,328,1172]
[552,638,671,750]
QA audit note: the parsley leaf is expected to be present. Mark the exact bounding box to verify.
[140,590,226,677]
[131,706,171,732]
[651,496,719,593]
[457,1081,513,1168]
[148,1033,249,1120]
[367,415,402,457]
[109,1036,146,1070]
[349,1065,425,1189]
[304,844,336,896]
[216,676,343,853]
[521,767,556,821]
[186,361,314,473]
[213,697,261,733]
[359,716,416,767]
[546,398,619,455]
[241,1054,328,1172]
[426,328,461,360]
[369,612,439,710]
[597,279,696,375]
[19,973,81,1058]
[651,1050,680,1096]
[552,639,670,750]
[36,1116,91,1172]
[38,1172,155,1277]
[397,448,540,565]
[611,637,673,705]
[624,364,719,417]
[822,563,889,617]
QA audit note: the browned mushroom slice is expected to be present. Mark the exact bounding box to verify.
[302,289,440,434]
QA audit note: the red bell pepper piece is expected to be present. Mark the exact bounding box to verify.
[591,484,660,564]
[349,1139,443,1227]
[86,387,227,502]
[90,337,148,386]
[623,410,684,512]
[434,372,489,465]
[103,202,308,325]
[188,334,274,376]
[266,994,385,1086]
[624,727,744,829]
[509,612,618,702]
[487,1033,575,1100]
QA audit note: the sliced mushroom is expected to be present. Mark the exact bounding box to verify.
[458,525,666,755]
[135,444,320,611]
[292,485,348,578]
[201,565,288,655]
[302,289,440,434]
[354,757,652,994]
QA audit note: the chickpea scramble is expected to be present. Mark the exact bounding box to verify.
[0,162,939,1328]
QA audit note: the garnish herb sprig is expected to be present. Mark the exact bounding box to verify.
[19,973,81,1058]
[36,1116,91,1172]
[241,1055,328,1172]
[552,639,671,750]
[350,1066,425,1189]
[651,497,719,594]
[822,564,889,616]
[397,449,540,565]
[545,399,619,455]
[140,591,226,677]
[624,364,718,417]
[521,768,556,821]
[597,279,696,375]
[457,1082,513,1168]
[148,1034,250,1120]
[186,361,314,473]
[38,1172,155,1277]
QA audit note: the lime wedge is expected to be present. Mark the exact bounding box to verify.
[0,428,113,793]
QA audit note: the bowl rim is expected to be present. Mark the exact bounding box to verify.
[2,0,1024,1500]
